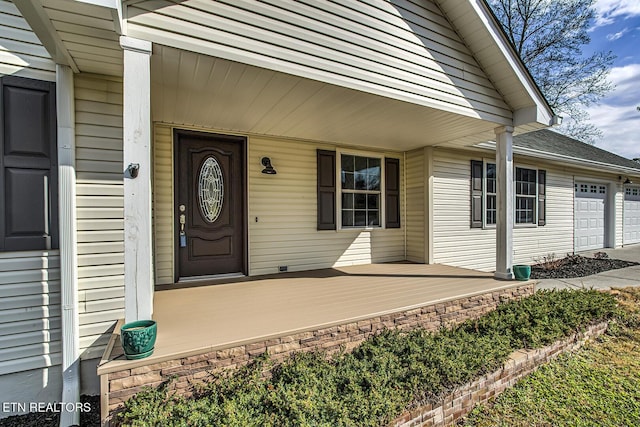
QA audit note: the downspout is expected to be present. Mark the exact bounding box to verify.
[57,64,80,427]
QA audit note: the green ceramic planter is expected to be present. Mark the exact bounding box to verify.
[513,265,532,281]
[121,320,157,360]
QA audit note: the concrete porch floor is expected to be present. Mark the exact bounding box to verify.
[99,263,532,374]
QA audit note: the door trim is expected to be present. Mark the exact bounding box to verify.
[172,129,248,283]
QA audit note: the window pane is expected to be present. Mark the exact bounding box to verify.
[354,172,367,190]
[342,172,354,189]
[486,163,496,179]
[367,158,381,190]
[354,211,367,226]
[515,196,535,224]
[342,193,353,209]
[368,210,379,226]
[355,156,367,172]
[342,210,353,227]
[486,195,496,225]
[341,155,354,172]
[354,193,367,209]
[516,167,536,196]
[367,194,379,209]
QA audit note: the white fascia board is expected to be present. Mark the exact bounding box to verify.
[74,0,122,34]
[467,0,555,126]
[513,105,555,128]
[476,141,640,177]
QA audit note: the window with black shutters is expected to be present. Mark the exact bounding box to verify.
[317,150,400,230]
[0,76,57,251]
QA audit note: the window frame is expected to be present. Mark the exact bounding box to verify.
[336,149,386,230]
[481,159,541,229]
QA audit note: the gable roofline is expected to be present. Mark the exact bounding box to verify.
[437,0,557,127]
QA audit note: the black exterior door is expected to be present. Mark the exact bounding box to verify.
[175,130,246,279]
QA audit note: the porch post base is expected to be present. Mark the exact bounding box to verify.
[494,270,514,280]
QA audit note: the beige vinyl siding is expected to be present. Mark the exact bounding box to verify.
[249,136,405,275]
[0,251,61,375]
[432,149,574,271]
[405,148,426,262]
[152,127,405,280]
[127,0,511,124]
[153,124,174,285]
[75,73,124,360]
[0,0,55,81]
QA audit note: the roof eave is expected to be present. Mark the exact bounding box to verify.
[476,141,640,176]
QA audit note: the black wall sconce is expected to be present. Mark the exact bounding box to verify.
[261,157,277,175]
[620,176,632,184]
[125,163,140,179]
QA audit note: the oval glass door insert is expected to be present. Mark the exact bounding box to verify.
[198,156,224,223]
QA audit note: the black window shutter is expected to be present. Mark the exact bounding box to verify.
[538,169,546,226]
[317,150,336,230]
[470,160,483,228]
[0,76,58,251]
[385,157,400,228]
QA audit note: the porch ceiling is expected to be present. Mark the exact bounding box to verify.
[151,45,506,151]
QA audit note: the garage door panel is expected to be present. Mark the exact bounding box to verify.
[624,186,640,245]
[575,182,606,251]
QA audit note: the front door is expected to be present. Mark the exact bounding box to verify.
[175,130,246,279]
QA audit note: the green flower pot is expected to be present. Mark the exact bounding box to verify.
[121,320,157,360]
[513,265,532,281]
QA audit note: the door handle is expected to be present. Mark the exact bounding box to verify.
[179,205,187,247]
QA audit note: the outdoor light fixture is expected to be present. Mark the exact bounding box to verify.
[625,178,632,184]
[261,157,277,175]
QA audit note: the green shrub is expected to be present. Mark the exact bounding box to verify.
[118,289,617,427]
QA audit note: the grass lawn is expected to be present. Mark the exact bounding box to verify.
[464,287,640,427]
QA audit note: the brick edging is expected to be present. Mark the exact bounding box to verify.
[390,320,609,427]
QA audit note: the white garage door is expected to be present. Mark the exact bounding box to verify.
[624,186,640,245]
[574,182,607,251]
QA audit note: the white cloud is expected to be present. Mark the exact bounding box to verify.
[606,28,629,40]
[587,63,640,158]
[593,0,640,28]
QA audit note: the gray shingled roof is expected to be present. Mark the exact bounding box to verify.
[513,129,640,171]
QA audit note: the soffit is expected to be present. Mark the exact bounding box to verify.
[151,45,507,151]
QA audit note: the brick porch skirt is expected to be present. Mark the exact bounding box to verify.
[100,283,535,425]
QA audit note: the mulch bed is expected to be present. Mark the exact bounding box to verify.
[530,254,638,279]
[0,396,99,427]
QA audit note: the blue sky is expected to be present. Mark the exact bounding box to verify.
[581,0,640,159]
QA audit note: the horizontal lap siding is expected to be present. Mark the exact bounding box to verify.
[75,74,124,360]
[0,2,59,376]
[127,0,510,122]
[249,137,405,275]
[432,150,574,271]
[0,0,55,81]
[0,251,61,375]
[405,149,425,262]
[153,129,405,280]
[153,125,174,285]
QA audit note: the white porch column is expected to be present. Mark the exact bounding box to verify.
[120,36,154,322]
[57,64,80,427]
[495,126,514,280]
